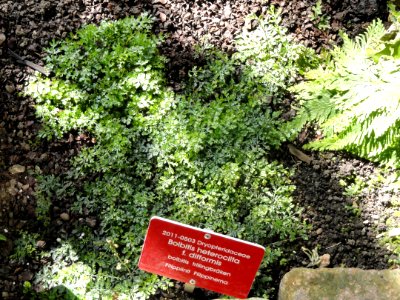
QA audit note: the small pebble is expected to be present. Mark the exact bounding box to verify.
[159,12,167,22]
[9,164,26,174]
[0,33,5,46]
[388,228,400,237]
[319,253,330,268]
[85,217,97,228]
[36,240,46,248]
[313,164,320,170]
[18,270,33,281]
[316,228,323,235]
[347,239,356,246]
[60,212,70,221]
[5,84,15,94]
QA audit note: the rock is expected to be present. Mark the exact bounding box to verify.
[18,270,33,281]
[7,179,18,196]
[319,254,330,268]
[223,4,232,18]
[0,239,13,257]
[39,153,48,162]
[5,84,15,94]
[21,142,30,151]
[15,25,24,36]
[279,268,400,300]
[371,214,380,220]
[36,240,46,248]
[312,164,320,170]
[316,228,323,235]
[347,239,356,246]
[161,291,176,298]
[388,228,400,237]
[159,12,167,22]
[60,213,70,221]
[9,164,26,174]
[0,33,5,46]
[339,162,353,175]
[85,217,97,228]
[7,36,16,49]
[322,170,331,177]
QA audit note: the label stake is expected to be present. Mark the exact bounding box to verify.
[184,279,196,293]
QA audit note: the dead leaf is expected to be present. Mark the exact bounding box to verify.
[288,144,312,164]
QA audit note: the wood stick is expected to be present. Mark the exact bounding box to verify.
[7,49,50,76]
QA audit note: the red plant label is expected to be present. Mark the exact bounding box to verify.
[138,216,265,298]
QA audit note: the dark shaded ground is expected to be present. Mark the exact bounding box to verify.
[0,0,396,299]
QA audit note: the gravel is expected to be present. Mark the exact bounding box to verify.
[0,0,393,299]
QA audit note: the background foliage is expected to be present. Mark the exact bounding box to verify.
[26,10,314,299]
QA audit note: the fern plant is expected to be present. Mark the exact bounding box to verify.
[233,6,318,99]
[285,7,400,168]
[26,11,313,298]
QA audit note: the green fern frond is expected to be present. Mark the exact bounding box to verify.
[285,12,400,168]
[283,91,335,137]
[335,20,385,59]
[364,109,400,138]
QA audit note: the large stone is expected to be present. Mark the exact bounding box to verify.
[279,268,400,300]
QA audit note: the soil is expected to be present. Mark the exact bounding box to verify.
[0,0,397,299]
